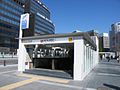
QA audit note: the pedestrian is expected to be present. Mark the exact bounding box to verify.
[117,56,120,63]
[106,55,110,62]
[111,55,113,59]
[100,55,102,60]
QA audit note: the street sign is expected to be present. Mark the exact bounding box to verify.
[20,13,29,29]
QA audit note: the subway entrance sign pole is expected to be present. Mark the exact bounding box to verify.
[19,13,30,38]
[18,13,29,71]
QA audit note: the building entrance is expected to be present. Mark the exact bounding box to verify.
[25,43,74,78]
[18,33,98,80]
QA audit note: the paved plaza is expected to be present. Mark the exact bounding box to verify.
[0,59,120,90]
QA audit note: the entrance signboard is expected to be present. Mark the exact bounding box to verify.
[22,37,82,44]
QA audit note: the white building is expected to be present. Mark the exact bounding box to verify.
[18,32,99,81]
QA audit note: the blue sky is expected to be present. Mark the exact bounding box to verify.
[42,0,120,34]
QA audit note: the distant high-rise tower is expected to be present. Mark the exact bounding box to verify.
[109,22,120,52]
[111,22,120,33]
[99,33,110,52]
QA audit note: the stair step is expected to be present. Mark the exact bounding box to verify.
[23,68,72,79]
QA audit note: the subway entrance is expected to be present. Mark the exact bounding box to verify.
[25,43,74,79]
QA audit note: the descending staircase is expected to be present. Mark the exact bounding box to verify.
[23,68,73,79]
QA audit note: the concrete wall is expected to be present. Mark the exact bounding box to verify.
[73,37,98,80]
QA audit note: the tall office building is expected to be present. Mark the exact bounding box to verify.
[0,0,24,52]
[109,22,120,52]
[111,22,120,32]
[23,0,55,36]
[109,30,115,51]
[99,33,110,52]
[0,0,55,52]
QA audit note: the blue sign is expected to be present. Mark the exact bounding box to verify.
[20,13,29,29]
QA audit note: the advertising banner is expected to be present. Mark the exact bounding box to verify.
[20,13,29,29]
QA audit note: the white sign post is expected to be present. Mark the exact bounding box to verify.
[18,13,29,71]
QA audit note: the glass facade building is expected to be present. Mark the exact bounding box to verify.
[0,0,24,52]
[23,0,55,36]
[0,0,55,52]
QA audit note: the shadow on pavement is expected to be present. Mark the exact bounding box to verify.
[103,83,120,90]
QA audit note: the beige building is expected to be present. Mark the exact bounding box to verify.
[99,33,110,52]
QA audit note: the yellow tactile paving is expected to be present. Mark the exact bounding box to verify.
[18,73,70,84]
[0,73,69,90]
[0,77,40,90]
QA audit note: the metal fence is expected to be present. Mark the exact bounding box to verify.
[0,52,18,66]
[0,59,18,66]
[0,52,17,58]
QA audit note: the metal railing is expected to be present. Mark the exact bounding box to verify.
[0,59,18,66]
[0,52,18,66]
[0,52,17,58]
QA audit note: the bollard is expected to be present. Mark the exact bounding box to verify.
[4,60,6,66]
[52,59,55,70]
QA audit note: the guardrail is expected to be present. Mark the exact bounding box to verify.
[0,52,18,66]
[0,58,18,66]
[0,55,17,58]
[0,52,17,58]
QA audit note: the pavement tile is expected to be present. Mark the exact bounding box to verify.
[1,59,120,90]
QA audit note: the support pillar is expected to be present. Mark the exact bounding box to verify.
[74,39,84,80]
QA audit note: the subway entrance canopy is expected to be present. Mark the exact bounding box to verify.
[18,32,99,81]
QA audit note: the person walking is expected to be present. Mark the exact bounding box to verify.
[117,55,120,63]
[106,55,110,62]
[100,55,102,60]
[111,55,113,60]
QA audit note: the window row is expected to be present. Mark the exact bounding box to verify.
[31,0,49,16]
[35,27,53,34]
[35,15,54,29]
[4,0,24,12]
[0,29,18,37]
[35,24,53,34]
[34,29,46,35]
[0,9,20,21]
[0,3,23,15]
[0,22,19,31]
[30,5,49,19]
[36,12,52,24]
[13,0,24,7]
[35,20,54,32]
[0,16,19,26]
